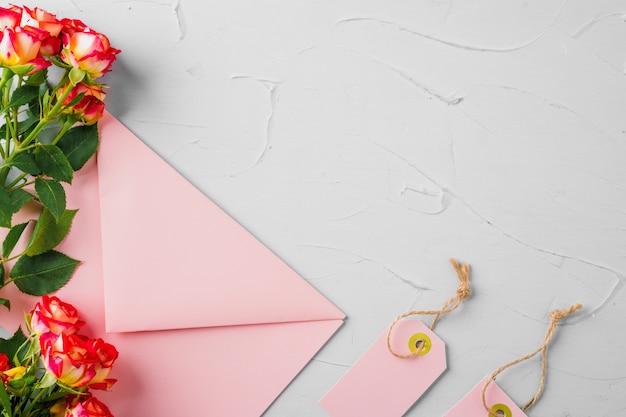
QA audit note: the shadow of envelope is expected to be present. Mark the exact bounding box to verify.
[2,113,345,416]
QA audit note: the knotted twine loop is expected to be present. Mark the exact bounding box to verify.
[482,303,583,416]
[386,258,471,359]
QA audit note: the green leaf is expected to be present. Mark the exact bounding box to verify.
[39,390,69,403]
[11,152,40,176]
[9,189,33,213]
[0,115,38,138]
[8,84,38,109]
[0,187,10,228]
[25,209,76,256]
[0,265,4,286]
[0,376,11,416]
[17,115,38,134]
[2,222,28,258]
[0,299,8,310]
[25,68,47,86]
[34,178,66,221]
[10,250,79,296]
[0,327,27,364]
[57,123,99,170]
[34,144,74,183]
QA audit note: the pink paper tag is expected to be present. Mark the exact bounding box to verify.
[443,377,528,417]
[320,320,446,417]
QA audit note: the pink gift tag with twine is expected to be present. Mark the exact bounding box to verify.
[443,377,527,417]
[444,303,583,417]
[320,259,472,417]
[320,320,446,417]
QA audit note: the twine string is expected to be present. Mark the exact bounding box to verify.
[386,258,471,359]
[481,303,582,416]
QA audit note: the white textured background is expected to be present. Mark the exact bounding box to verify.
[24,1,626,415]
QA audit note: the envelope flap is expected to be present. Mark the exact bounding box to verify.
[98,114,344,333]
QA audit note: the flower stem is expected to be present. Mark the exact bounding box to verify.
[0,68,13,92]
[21,386,47,417]
[50,119,73,146]
[0,70,13,187]
[5,172,28,191]
[5,80,75,168]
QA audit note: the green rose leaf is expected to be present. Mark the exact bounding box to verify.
[0,187,10,228]
[8,85,38,109]
[9,189,33,214]
[0,265,4,285]
[0,327,27,363]
[0,115,38,138]
[34,178,66,222]
[16,115,38,135]
[25,209,77,256]
[25,68,47,86]
[2,222,28,258]
[10,152,40,176]
[34,144,74,183]
[0,379,10,414]
[57,124,99,171]
[10,250,79,296]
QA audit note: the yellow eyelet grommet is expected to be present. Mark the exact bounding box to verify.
[408,332,432,356]
[489,404,512,417]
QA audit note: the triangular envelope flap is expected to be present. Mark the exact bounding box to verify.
[106,319,344,415]
[98,113,344,332]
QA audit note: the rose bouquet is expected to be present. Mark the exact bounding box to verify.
[0,5,119,307]
[0,5,121,416]
[0,295,117,417]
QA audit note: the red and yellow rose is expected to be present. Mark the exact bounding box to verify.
[51,396,114,417]
[0,5,66,75]
[59,18,120,81]
[30,295,85,336]
[0,5,119,79]
[0,25,50,75]
[58,82,107,125]
[10,5,63,55]
[40,332,118,390]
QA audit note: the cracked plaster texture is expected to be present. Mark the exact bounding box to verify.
[15,0,626,415]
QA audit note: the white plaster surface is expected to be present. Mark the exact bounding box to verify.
[22,0,626,415]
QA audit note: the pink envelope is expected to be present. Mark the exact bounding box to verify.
[1,113,345,415]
